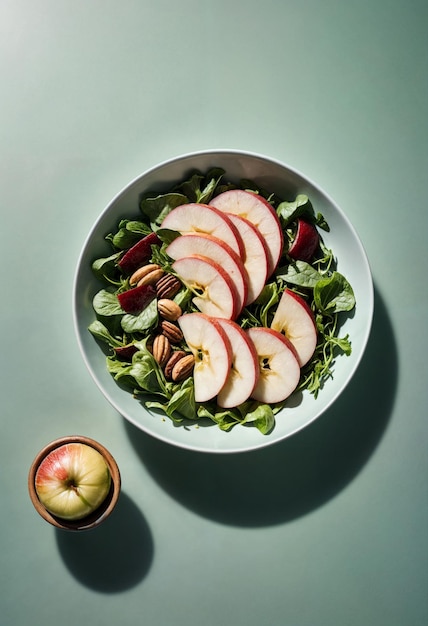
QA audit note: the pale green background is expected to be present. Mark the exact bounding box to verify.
[1,1,427,625]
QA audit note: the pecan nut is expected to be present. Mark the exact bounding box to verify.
[152,334,171,367]
[130,263,164,287]
[158,299,182,322]
[156,274,182,299]
[164,350,187,379]
[161,320,183,344]
[171,354,195,382]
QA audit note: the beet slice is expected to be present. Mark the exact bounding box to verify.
[117,284,156,315]
[118,232,161,274]
[114,344,138,360]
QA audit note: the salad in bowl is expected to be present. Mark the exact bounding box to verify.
[73,150,373,453]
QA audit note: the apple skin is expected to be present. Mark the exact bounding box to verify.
[271,289,317,367]
[287,219,319,262]
[225,214,269,304]
[210,189,284,276]
[178,313,233,402]
[215,318,259,408]
[246,327,301,404]
[35,443,111,521]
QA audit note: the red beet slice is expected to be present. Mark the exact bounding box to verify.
[117,284,156,315]
[114,344,138,360]
[118,232,161,274]
[288,219,319,262]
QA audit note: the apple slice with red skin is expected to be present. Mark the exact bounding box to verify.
[166,233,248,315]
[161,203,245,258]
[271,288,317,367]
[177,313,233,403]
[35,443,111,521]
[288,219,319,262]
[118,232,161,274]
[172,255,239,319]
[210,190,283,276]
[225,213,269,304]
[215,318,260,408]
[246,327,301,404]
[117,283,156,315]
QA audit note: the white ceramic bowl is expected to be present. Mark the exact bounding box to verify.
[73,150,373,454]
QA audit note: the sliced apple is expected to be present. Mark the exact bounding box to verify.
[172,255,239,319]
[271,289,317,367]
[177,313,232,403]
[215,318,259,408]
[210,190,283,276]
[288,219,319,262]
[225,214,269,304]
[166,233,248,315]
[161,203,245,258]
[246,327,300,404]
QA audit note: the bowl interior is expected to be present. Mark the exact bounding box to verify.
[73,150,373,453]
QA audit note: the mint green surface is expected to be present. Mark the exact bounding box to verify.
[1,2,427,625]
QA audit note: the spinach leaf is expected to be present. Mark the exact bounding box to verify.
[109,220,152,250]
[88,320,124,348]
[93,289,123,316]
[314,271,355,314]
[276,260,322,288]
[147,378,197,422]
[140,193,188,228]
[121,297,158,333]
[239,402,275,434]
[254,282,279,327]
[277,194,314,226]
[118,339,167,396]
[176,168,225,204]
[91,252,122,284]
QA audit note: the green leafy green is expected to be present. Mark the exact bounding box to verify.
[108,220,152,249]
[176,168,225,203]
[91,253,122,284]
[121,298,158,333]
[140,193,188,228]
[276,260,322,289]
[88,320,124,348]
[93,289,123,316]
[277,194,314,226]
[313,271,355,314]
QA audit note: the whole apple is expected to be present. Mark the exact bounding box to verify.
[35,442,111,521]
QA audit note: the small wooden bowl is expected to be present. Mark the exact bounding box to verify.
[28,435,121,531]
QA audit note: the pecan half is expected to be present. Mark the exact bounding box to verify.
[152,334,171,367]
[164,350,187,379]
[156,274,182,299]
[130,263,164,287]
[160,320,183,344]
[171,354,195,382]
[158,299,182,322]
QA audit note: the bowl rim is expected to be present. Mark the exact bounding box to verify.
[28,435,121,531]
[72,149,374,454]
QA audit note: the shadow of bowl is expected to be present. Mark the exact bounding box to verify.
[125,284,396,527]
